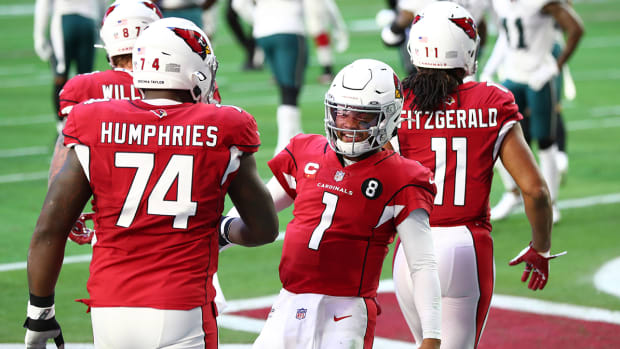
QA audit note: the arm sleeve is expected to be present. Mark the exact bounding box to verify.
[267,138,299,200]
[228,107,261,153]
[397,208,441,339]
[266,177,295,212]
[33,0,52,41]
[480,32,508,81]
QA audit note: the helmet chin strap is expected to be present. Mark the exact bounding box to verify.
[336,138,372,157]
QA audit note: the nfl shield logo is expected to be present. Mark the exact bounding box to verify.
[334,170,345,182]
[296,308,307,320]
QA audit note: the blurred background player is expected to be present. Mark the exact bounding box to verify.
[201,0,264,70]
[50,0,163,184]
[391,2,562,348]
[380,0,490,78]
[240,58,441,349]
[33,0,107,122]
[233,0,308,155]
[303,0,349,84]
[24,17,278,348]
[481,0,584,223]
[152,0,205,27]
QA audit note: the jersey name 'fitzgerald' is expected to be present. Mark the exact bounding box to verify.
[400,108,499,130]
[99,121,218,147]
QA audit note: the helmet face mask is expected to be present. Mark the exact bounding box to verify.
[407,1,480,76]
[324,59,403,158]
[132,18,218,104]
[99,0,163,61]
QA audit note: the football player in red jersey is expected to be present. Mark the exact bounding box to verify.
[49,0,163,184]
[239,59,442,349]
[391,2,563,349]
[24,18,278,349]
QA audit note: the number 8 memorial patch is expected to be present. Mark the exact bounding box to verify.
[362,178,382,200]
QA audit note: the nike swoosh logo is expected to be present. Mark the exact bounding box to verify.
[333,315,352,322]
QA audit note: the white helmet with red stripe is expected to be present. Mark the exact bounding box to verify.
[100,0,163,58]
[407,1,480,75]
[132,17,218,104]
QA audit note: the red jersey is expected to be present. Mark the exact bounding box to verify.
[58,69,142,118]
[397,81,523,229]
[63,99,260,309]
[268,134,435,298]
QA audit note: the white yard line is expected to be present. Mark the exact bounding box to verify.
[0,171,48,184]
[0,146,48,158]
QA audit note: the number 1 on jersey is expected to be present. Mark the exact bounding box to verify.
[308,192,338,250]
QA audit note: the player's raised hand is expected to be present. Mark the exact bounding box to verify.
[68,212,95,245]
[509,244,566,290]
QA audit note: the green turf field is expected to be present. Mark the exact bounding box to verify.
[1,0,619,344]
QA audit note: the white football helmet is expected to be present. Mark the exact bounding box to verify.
[324,59,403,157]
[407,1,480,76]
[99,0,163,59]
[132,17,218,104]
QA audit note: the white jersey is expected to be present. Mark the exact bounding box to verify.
[492,0,557,83]
[158,0,202,10]
[399,0,489,22]
[36,0,104,20]
[397,0,433,14]
[455,0,490,23]
[253,0,305,38]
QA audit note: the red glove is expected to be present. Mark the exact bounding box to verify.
[69,212,95,245]
[509,244,566,290]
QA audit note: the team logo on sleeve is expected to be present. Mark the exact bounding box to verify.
[171,27,211,59]
[296,308,307,320]
[449,17,477,40]
[362,178,383,200]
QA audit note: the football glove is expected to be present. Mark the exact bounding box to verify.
[68,212,95,245]
[381,23,406,47]
[509,244,567,290]
[217,216,236,252]
[528,63,559,92]
[24,294,64,349]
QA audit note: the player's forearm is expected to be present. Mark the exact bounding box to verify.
[398,210,442,339]
[522,189,552,252]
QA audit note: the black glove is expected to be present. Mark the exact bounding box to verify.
[24,293,64,348]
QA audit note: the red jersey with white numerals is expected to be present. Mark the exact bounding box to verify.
[63,99,260,309]
[268,134,436,298]
[397,81,523,229]
[58,69,142,119]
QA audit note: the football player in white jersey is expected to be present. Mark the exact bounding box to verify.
[34,0,107,119]
[303,0,349,84]
[233,0,308,155]
[482,0,584,223]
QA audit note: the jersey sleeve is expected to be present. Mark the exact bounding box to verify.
[224,106,261,153]
[267,136,301,200]
[58,74,88,119]
[392,163,436,227]
[62,103,88,147]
